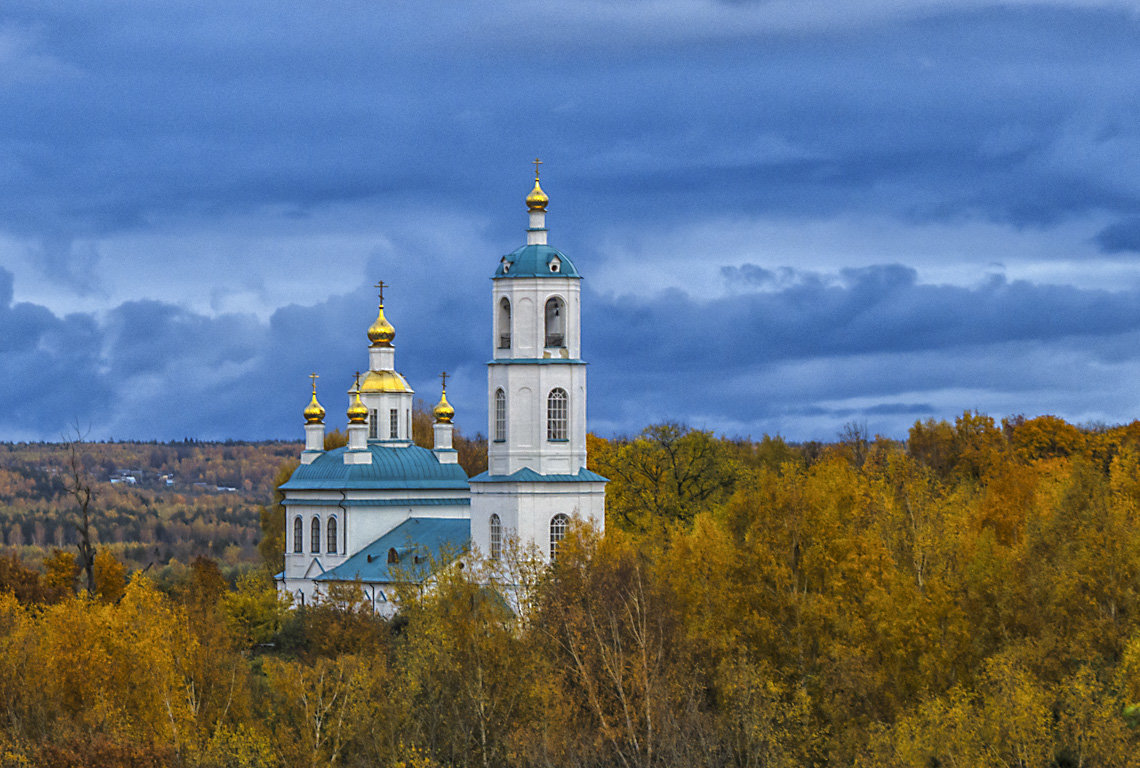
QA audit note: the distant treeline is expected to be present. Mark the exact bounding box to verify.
[0,439,299,572]
[0,412,1138,765]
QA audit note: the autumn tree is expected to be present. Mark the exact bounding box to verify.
[590,423,740,532]
[62,431,97,595]
[258,459,299,572]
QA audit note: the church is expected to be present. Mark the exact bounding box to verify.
[276,167,607,611]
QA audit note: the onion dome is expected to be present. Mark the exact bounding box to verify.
[433,390,455,424]
[347,373,368,424]
[526,178,549,212]
[303,376,326,424]
[360,369,413,394]
[367,304,396,347]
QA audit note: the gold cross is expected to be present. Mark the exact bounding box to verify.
[374,280,387,304]
[533,157,542,180]
[309,372,319,394]
[439,371,449,392]
[353,371,362,389]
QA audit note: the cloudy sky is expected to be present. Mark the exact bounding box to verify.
[3,0,1140,443]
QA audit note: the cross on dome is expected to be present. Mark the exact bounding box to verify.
[303,372,326,424]
[433,370,455,424]
[526,159,549,213]
[367,283,396,346]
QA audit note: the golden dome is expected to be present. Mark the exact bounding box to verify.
[367,304,396,346]
[526,178,549,212]
[303,392,326,424]
[346,373,368,424]
[303,373,325,424]
[433,390,455,424]
[360,369,413,394]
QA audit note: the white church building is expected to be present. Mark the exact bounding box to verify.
[276,167,607,611]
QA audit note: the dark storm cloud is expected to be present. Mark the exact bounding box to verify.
[5,1,1140,440]
[2,1,1139,251]
[6,259,1140,441]
[600,264,1140,374]
[1095,217,1140,254]
[583,265,1140,436]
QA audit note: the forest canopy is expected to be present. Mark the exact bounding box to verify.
[0,411,1138,766]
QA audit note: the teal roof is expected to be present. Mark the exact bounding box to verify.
[316,517,470,584]
[488,358,586,365]
[280,444,469,491]
[282,497,469,507]
[495,244,580,278]
[469,466,608,484]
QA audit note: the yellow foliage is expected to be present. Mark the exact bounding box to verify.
[92,549,126,603]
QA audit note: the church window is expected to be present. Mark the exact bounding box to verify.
[368,409,378,439]
[544,297,565,347]
[327,517,338,554]
[499,298,511,349]
[293,516,303,553]
[550,514,569,560]
[547,388,568,441]
[489,514,502,560]
[494,389,507,442]
[387,547,399,564]
[310,517,321,554]
[549,256,561,273]
[390,408,399,438]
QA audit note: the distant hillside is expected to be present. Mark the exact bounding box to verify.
[0,440,301,571]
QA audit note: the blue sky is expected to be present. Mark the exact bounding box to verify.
[3,0,1140,442]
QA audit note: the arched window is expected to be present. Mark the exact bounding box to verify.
[293,516,303,553]
[489,514,502,561]
[494,388,507,442]
[368,409,378,439]
[310,517,321,553]
[387,547,399,564]
[547,388,568,441]
[550,514,569,561]
[544,297,565,348]
[327,517,338,554]
[498,298,511,349]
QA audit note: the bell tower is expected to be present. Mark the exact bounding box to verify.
[470,162,607,562]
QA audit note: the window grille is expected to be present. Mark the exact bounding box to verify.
[494,389,507,442]
[310,517,321,553]
[490,514,502,560]
[547,388,568,441]
[550,514,569,560]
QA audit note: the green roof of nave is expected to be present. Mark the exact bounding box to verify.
[315,517,470,584]
[280,443,469,491]
[495,243,580,278]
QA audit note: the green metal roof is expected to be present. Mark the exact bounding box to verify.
[315,517,470,584]
[494,244,580,278]
[280,444,470,491]
[282,497,470,507]
[469,466,608,484]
